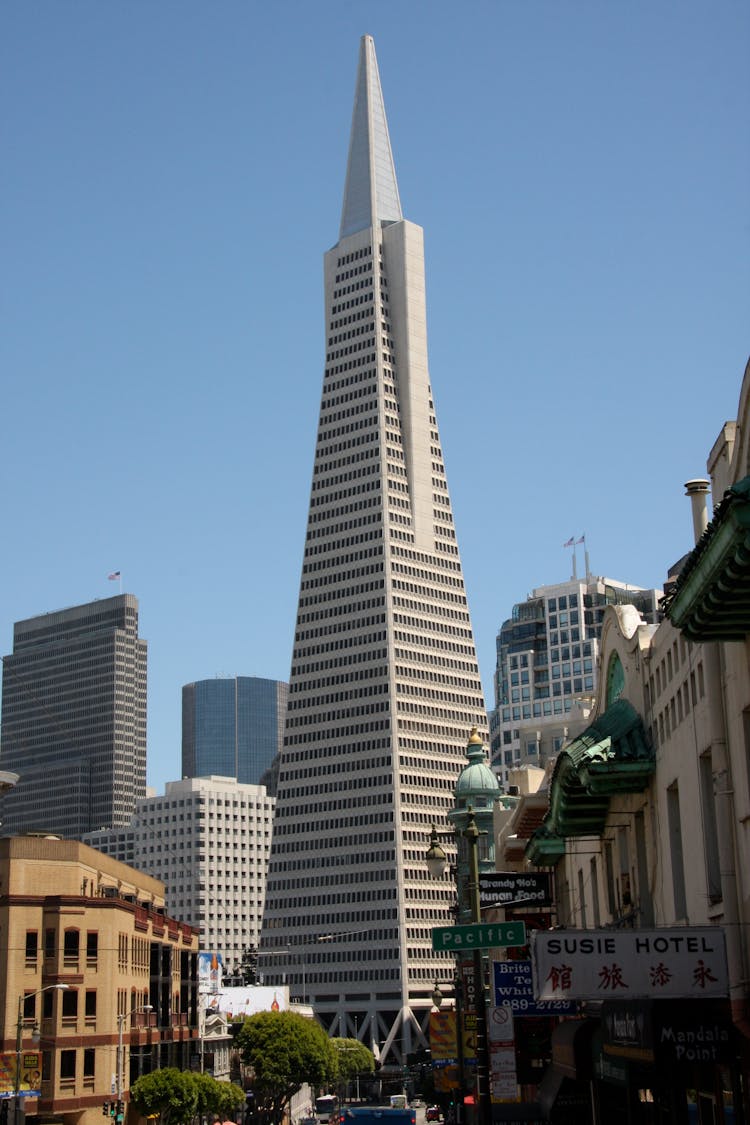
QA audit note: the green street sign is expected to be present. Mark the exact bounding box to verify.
[431,921,527,952]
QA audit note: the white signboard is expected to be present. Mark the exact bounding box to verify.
[488,1005,517,1101]
[532,928,728,1001]
[208,985,289,1016]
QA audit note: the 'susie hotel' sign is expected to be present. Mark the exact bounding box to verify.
[531,928,728,1001]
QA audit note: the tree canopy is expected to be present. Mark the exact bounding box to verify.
[130,1068,245,1125]
[130,1068,199,1125]
[331,1038,375,1102]
[331,1038,375,1083]
[236,1011,337,1125]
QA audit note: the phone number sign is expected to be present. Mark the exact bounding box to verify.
[493,960,577,1016]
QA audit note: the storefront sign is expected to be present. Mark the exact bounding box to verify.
[600,999,735,1068]
[532,927,728,1000]
[654,1002,734,1067]
[480,872,552,909]
[601,1001,654,1062]
[493,960,576,1016]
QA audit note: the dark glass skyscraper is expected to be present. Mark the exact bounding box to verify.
[0,594,147,837]
[181,676,287,785]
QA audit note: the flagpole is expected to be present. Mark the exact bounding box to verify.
[563,537,575,580]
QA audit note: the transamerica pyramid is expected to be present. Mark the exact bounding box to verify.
[259,36,489,1067]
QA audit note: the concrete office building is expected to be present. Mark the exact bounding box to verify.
[85,775,275,975]
[0,595,147,837]
[259,37,488,1066]
[489,573,661,785]
[182,676,287,787]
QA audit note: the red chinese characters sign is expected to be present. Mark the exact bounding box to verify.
[532,928,728,1001]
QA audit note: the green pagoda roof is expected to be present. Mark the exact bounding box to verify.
[525,699,654,865]
[664,476,750,641]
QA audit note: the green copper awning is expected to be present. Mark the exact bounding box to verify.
[525,825,565,867]
[526,699,654,864]
[664,476,750,641]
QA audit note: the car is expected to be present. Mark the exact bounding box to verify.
[426,1108,441,1122]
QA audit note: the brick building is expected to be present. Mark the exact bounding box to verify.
[0,837,198,1125]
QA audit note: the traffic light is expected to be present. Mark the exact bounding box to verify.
[102,1104,111,1117]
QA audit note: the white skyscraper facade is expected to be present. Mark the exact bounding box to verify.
[259,37,488,1064]
[84,776,274,973]
[489,571,662,785]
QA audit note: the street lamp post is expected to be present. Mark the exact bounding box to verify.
[426,812,492,1125]
[14,983,69,1125]
[116,1004,153,1122]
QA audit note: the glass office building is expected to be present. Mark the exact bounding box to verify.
[181,676,287,786]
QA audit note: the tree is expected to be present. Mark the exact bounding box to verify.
[130,1069,245,1125]
[213,1080,247,1121]
[130,1068,199,1125]
[236,1011,337,1125]
[192,1072,245,1121]
[226,945,259,987]
[331,1039,374,1103]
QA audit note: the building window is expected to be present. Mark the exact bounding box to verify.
[63,930,79,969]
[667,783,687,920]
[25,932,38,967]
[85,991,97,1023]
[44,929,55,960]
[83,1048,95,1080]
[699,752,722,905]
[604,839,616,917]
[86,932,98,967]
[62,990,78,1027]
[590,858,600,927]
[60,1050,76,1081]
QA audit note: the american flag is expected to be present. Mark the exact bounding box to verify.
[562,537,574,548]
[107,571,121,581]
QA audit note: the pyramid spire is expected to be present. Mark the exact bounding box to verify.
[261,34,488,1070]
[339,34,402,240]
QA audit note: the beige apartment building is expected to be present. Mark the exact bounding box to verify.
[0,837,199,1125]
[516,357,750,1123]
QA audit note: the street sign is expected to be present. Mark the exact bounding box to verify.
[431,921,526,952]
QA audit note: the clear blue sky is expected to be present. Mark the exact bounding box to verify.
[2,1,748,795]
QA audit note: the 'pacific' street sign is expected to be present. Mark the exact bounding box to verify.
[431,921,526,952]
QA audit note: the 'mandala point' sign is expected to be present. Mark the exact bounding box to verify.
[532,928,728,1001]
